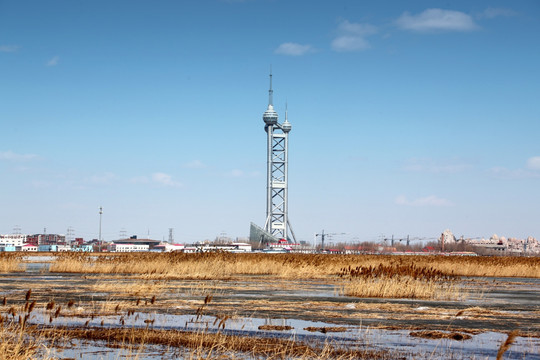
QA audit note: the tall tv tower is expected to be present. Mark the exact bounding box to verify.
[262,72,295,242]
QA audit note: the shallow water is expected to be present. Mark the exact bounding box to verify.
[25,309,540,359]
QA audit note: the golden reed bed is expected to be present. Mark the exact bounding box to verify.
[46,252,540,279]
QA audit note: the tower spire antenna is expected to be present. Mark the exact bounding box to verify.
[268,68,274,106]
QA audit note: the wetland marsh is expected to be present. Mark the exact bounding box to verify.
[0,252,538,359]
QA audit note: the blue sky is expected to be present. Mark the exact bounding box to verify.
[1,0,539,244]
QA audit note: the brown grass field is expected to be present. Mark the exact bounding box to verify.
[47,252,540,279]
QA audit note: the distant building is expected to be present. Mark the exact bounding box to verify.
[182,242,252,253]
[71,244,94,252]
[22,244,38,252]
[112,237,161,250]
[26,234,66,246]
[0,245,17,252]
[108,243,149,252]
[440,229,456,251]
[38,244,71,252]
[153,243,185,252]
[232,242,252,252]
[0,234,27,247]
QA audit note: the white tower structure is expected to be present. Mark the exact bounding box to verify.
[263,73,295,242]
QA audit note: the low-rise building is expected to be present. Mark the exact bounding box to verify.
[22,244,38,251]
[71,244,94,252]
[26,234,66,246]
[153,243,185,252]
[0,234,27,247]
[108,243,149,252]
[112,237,161,250]
[0,245,17,252]
[38,244,71,252]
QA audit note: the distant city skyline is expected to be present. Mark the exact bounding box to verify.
[1,1,539,243]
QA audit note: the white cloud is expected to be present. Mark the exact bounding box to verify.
[0,150,38,161]
[395,195,453,207]
[480,7,517,19]
[396,9,479,32]
[490,157,540,179]
[184,159,207,169]
[403,158,472,173]
[46,55,60,67]
[526,156,540,171]
[0,45,20,53]
[274,42,313,56]
[152,172,182,187]
[331,20,377,52]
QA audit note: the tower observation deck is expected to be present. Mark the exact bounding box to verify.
[262,73,296,242]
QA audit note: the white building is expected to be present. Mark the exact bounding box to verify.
[164,243,184,252]
[107,243,149,252]
[440,229,456,249]
[0,234,27,247]
[231,242,252,252]
[22,244,37,252]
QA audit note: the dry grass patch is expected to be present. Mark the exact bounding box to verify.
[339,276,460,300]
[338,263,462,300]
[0,323,50,360]
[36,325,394,359]
[0,253,24,272]
[89,279,167,297]
[455,307,509,319]
[258,324,293,331]
[410,330,472,341]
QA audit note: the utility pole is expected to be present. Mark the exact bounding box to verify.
[99,206,103,251]
[66,227,74,244]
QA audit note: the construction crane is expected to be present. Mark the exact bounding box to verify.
[315,230,345,252]
[382,235,437,248]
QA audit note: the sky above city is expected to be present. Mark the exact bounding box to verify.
[1,0,539,245]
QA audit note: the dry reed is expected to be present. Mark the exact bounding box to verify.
[0,321,52,359]
[496,330,518,360]
[338,263,462,299]
[36,325,392,359]
[0,253,24,273]
[48,252,540,279]
[410,330,472,341]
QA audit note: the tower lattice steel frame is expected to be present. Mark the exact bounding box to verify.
[262,73,296,242]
